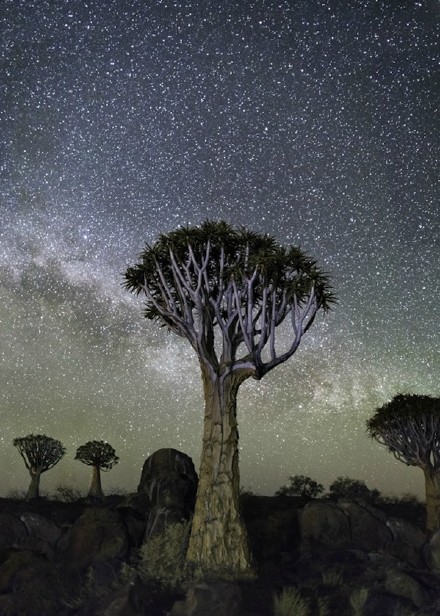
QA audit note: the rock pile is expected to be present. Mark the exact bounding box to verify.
[0,453,439,615]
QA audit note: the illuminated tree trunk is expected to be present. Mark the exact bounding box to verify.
[88,465,103,499]
[424,468,440,532]
[186,366,253,575]
[26,470,41,501]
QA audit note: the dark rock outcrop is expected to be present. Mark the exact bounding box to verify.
[423,529,440,571]
[386,516,427,567]
[61,506,129,568]
[138,448,198,537]
[384,567,431,608]
[300,500,393,552]
[1,459,439,616]
[339,501,393,551]
[171,579,241,616]
[0,512,28,549]
[299,500,352,549]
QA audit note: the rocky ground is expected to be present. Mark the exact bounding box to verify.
[0,450,438,616]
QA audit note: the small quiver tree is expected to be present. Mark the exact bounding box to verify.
[367,394,440,532]
[125,220,334,574]
[75,440,119,499]
[13,434,66,501]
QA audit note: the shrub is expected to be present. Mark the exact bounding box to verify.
[275,475,324,499]
[106,486,128,496]
[6,488,26,501]
[381,492,421,506]
[321,569,343,587]
[53,485,83,502]
[328,476,380,503]
[240,486,256,497]
[317,598,331,616]
[273,586,310,616]
[349,587,369,616]
[137,521,191,590]
[62,567,102,610]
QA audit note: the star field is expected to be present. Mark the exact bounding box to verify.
[0,0,438,498]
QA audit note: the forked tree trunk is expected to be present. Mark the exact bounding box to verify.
[186,366,253,575]
[424,468,440,532]
[88,465,104,499]
[25,470,41,501]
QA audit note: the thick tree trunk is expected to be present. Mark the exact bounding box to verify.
[88,465,104,499]
[424,468,440,532]
[25,470,41,501]
[186,366,253,575]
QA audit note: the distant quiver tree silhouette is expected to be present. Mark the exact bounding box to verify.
[75,440,119,499]
[124,220,335,574]
[13,434,66,501]
[367,394,440,531]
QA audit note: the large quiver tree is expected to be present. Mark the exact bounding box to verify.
[75,440,119,499]
[367,394,440,532]
[13,434,66,500]
[125,220,334,574]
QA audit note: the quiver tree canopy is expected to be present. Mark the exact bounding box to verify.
[124,220,334,378]
[367,394,440,468]
[75,440,119,499]
[125,220,335,574]
[75,440,119,471]
[13,433,66,500]
[367,394,440,531]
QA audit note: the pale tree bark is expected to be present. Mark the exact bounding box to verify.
[125,223,334,576]
[186,365,253,574]
[424,468,440,532]
[25,470,41,501]
[88,465,104,499]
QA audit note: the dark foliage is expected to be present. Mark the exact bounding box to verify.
[13,434,66,474]
[367,393,440,467]
[328,476,381,503]
[75,440,119,471]
[275,474,325,499]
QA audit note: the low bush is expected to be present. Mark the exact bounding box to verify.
[273,586,310,616]
[137,521,191,590]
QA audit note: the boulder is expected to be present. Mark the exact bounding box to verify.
[362,590,416,616]
[20,512,63,544]
[0,513,27,549]
[423,529,440,571]
[171,579,241,616]
[0,512,61,561]
[384,567,430,608]
[138,448,198,537]
[386,517,427,567]
[98,576,153,616]
[339,502,393,551]
[116,506,148,548]
[61,507,128,568]
[119,492,150,517]
[17,512,63,559]
[0,551,38,593]
[300,501,351,550]
[300,501,398,554]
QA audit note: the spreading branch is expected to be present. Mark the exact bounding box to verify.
[125,221,335,380]
[75,440,119,471]
[367,394,440,470]
[13,434,65,474]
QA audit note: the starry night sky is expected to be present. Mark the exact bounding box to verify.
[1,0,438,498]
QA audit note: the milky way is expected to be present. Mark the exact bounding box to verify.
[1,0,438,498]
